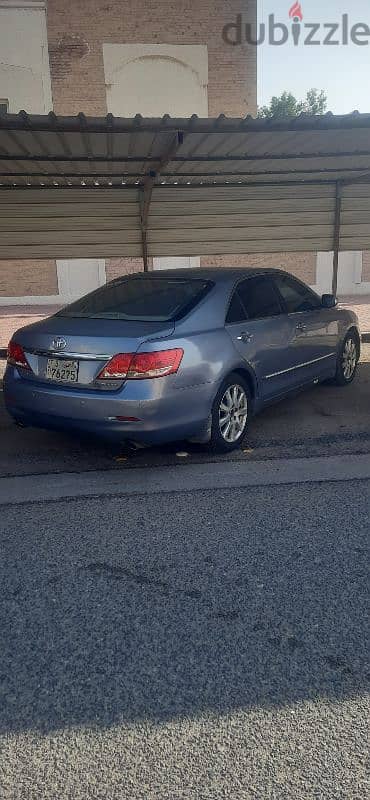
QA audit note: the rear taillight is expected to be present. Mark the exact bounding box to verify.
[7,341,31,370]
[97,348,184,380]
[97,353,132,380]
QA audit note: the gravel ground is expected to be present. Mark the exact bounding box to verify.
[0,480,369,799]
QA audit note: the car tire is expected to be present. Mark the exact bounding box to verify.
[333,330,359,386]
[208,373,251,453]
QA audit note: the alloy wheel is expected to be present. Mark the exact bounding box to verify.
[219,384,248,443]
[342,338,357,381]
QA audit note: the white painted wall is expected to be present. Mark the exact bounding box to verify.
[103,44,208,118]
[57,260,106,302]
[0,0,52,113]
[312,251,369,297]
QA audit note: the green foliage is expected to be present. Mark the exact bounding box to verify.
[258,89,328,119]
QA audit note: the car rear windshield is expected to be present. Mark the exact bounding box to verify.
[56,277,212,321]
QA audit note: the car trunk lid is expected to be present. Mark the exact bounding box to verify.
[14,316,175,388]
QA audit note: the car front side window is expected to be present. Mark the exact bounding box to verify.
[237,277,283,321]
[274,274,321,314]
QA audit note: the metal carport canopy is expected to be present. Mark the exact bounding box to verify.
[1,110,370,291]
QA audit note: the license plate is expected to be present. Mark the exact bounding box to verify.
[46,358,79,383]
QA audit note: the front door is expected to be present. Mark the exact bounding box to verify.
[272,273,337,384]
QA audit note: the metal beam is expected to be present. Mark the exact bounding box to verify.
[2,166,370,180]
[139,131,184,270]
[342,171,370,186]
[2,149,370,164]
[332,181,343,296]
[0,177,346,189]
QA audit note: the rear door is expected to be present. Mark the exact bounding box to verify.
[225,275,299,401]
[272,273,337,384]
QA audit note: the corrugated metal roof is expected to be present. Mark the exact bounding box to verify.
[0,111,370,259]
[1,111,370,188]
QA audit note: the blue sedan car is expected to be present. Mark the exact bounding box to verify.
[4,268,360,452]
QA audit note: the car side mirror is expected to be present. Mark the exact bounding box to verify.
[321,294,337,309]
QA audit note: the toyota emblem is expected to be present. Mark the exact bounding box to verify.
[51,337,67,351]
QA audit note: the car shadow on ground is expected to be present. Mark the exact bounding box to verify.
[0,480,369,735]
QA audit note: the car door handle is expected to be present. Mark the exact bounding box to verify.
[237,331,254,343]
[296,323,307,332]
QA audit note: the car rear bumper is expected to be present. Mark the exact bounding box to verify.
[4,366,215,444]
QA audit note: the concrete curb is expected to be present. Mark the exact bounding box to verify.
[1,453,370,506]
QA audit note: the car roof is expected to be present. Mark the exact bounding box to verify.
[115,267,287,285]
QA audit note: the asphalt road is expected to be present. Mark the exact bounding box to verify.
[0,471,369,799]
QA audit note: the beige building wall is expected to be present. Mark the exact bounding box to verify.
[201,253,317,285]
[106,258,152,282]
[362,252,370,282]
[0,260,58,296]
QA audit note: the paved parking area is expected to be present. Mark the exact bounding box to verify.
[1,346,370,478]
[340,295,370,335]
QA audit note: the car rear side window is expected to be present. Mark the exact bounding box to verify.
[236,277,282,321]
[274,274,321,313]
[57,277,212,321]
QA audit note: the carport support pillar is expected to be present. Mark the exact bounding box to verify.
[332,181,343,297]
[140,176,155,272]
[139,131,185,273]
[141,229,149,272]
